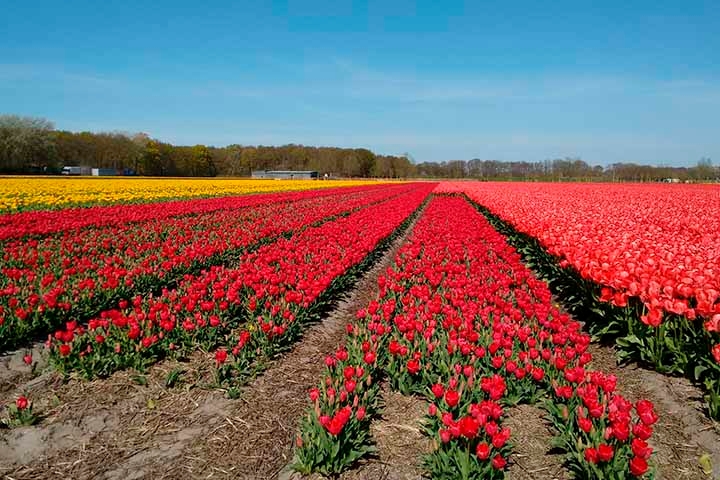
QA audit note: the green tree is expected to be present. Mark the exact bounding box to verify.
[190,145,215,176]
[140,140,162,175]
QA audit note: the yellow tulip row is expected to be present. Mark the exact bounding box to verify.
[0,176,388,213]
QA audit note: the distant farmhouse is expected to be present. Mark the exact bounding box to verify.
[251,170,319,180]
[61,165,135,176]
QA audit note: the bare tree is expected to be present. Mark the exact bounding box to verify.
[0,115,55,172]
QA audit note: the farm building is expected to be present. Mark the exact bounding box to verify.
[61,166,135,176]
[251,170,319,180]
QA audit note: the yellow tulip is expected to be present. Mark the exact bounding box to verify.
[0,176,397,214]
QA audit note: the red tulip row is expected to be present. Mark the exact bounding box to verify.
[293,196,657,479]
[435,182,720,328]
[434,181,720,418]
[48,184,435,379]
[0,184,417,352]
[0,184,390,240]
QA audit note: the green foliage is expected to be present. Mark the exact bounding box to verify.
[2,113,718,179]
[2,396,39,427]
[423,441,505,480]
[165,368,185,388]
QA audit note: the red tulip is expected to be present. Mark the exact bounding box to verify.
[491,454,506,470]
[631,438,653,459]
[629,456,649,476]
[584,447,599,464]
[215,349,228,365]
[308,388,320,401]
[458,416,479,439]
[578,417,593,433]
[636,400,658,426]
[363,351,376,365]
[16,396,29,410]
[712,344,720,364]
[633,423,653,440]
[444,389,460,408]
[597,444,614,462]
[356,406,366,421]
[431,383,445,399]
[406,359,421,375]
[475,442,491,460]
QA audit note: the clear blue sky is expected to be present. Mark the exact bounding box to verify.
[1,0,718,166]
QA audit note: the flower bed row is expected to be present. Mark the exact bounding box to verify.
[0,183,389,240]
[293,196,658,479]
[437,182,720,419]
[48,184,435,379]
[435,182,720,323]
[0,184,418,352]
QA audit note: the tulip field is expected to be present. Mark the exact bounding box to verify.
[436,182,720,420]
[293,195,657,479]
[48,183,432,380]
[1,179,719,479]
[0,177,381,213]
[0,183,415,351]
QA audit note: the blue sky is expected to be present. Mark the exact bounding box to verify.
[1,0,718,166]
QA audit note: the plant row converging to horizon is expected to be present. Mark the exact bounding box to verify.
[293,196,657,479]
[1,180,719,479]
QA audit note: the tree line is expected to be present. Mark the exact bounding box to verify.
[415,157,718,182]
[1,114,717,181]
[0,115,414,178]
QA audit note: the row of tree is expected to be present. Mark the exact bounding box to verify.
[415,157,719,182]
[0,115,414,178]
[1,114,717,181]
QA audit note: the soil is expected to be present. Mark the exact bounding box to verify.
[504,404,567,480]
[0,343,47,395]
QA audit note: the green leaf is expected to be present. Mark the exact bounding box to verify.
[165,368,184,388]
[695,365,708,381]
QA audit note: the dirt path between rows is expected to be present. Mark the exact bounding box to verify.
[504,403,567,480]
[0,209,422,480]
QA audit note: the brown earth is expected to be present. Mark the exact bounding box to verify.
[504,403,567,480]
